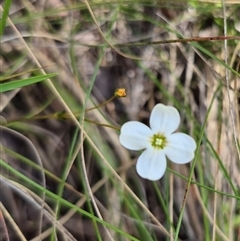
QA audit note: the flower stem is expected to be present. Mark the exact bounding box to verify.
[4,90,125,131]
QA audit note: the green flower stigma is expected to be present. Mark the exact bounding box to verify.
[151,134,167,149]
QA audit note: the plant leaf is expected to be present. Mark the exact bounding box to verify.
[0,73,58,92]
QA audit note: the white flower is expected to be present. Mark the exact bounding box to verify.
[119,104,197,181]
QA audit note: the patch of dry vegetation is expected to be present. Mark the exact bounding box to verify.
[0,0,239,241]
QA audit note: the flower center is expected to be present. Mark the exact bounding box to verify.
[151,134,167,150]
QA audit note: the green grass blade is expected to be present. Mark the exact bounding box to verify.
[174,83,222,241]
[0,73,58,92]
[0,0,13,35]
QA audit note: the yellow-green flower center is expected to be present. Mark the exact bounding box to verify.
[151,134,167,149]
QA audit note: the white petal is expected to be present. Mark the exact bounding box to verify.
[136,148,167,181]
[150,104,180,135]
[164,133,196,164]
[119,121,153,150]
